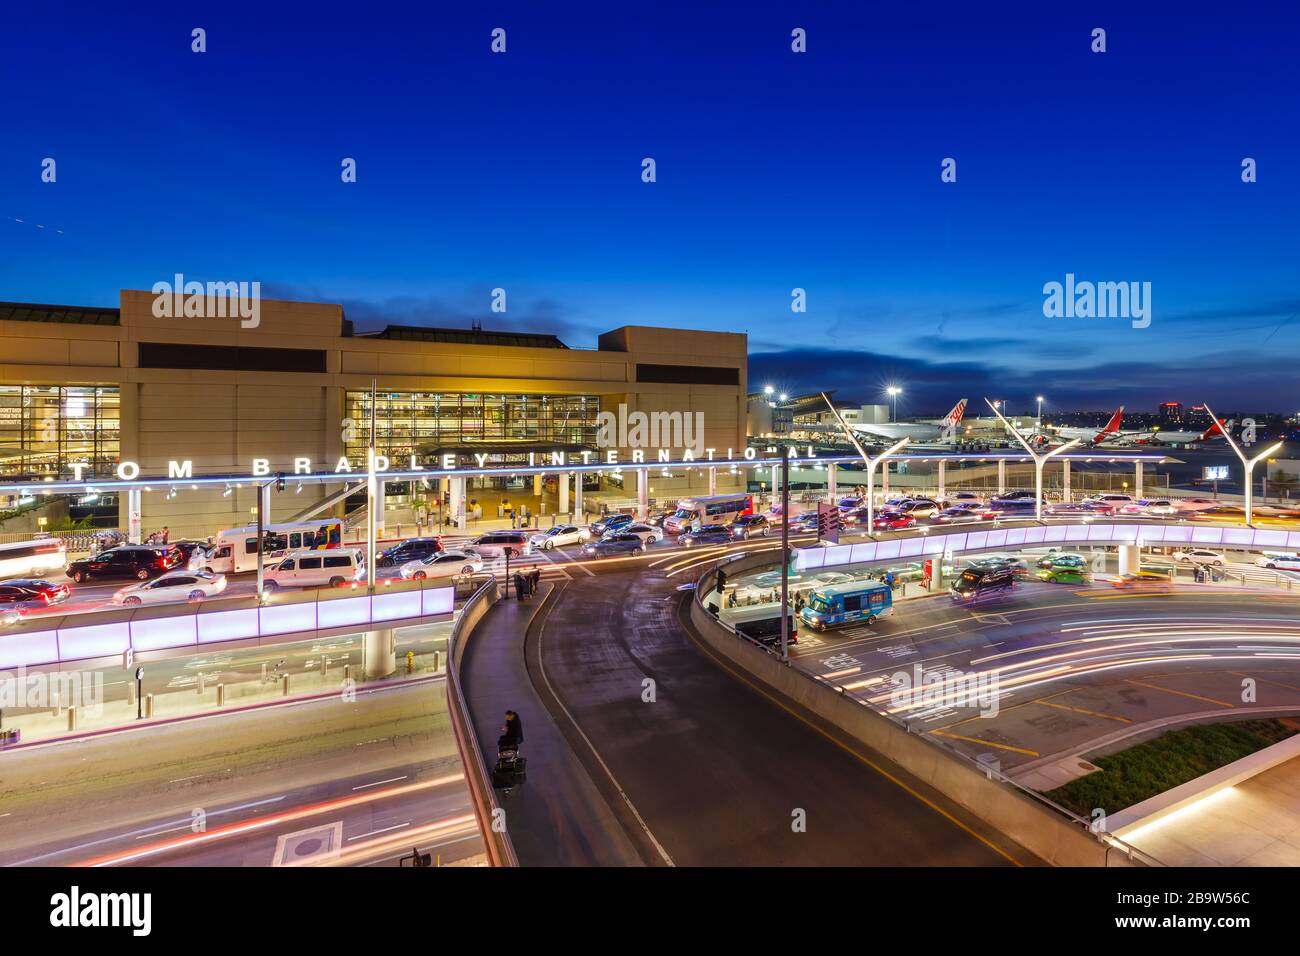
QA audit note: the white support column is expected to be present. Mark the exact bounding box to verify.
[573,471,583,522]
[880,461,890,497]
[1134,461,1144,500]
[127,488,142,544]
[363,628,396,678]
[451,476,467,530]
[997,459,1007,494]
[636,469,648,519]
[1062,460,1072,502]
[260,483,272,529]
[1118,544,1141,576]
[374,478,386,539]
[708,466,717,496]
[558,471,570,517]
[533,472,542,500]
[827,463,837,502]
[937,461,946,500]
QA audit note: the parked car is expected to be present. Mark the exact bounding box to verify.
[1257,553,1300,571]
[679,525,735,548]
[529,525,591,550]
[112,570,228,605]
[729,514,771,539]
[263,549,365,590]
[400,550,484,580]
[590,512,636,536]
[581,533,646,558]
[376,537,444,567]
[0,578,72,615]
[969,555,1030,578]
[939,491,984,507]
[872,511,917,531]
[618,523,665,544]
[1045,502,1108,517]
[170,540,212,571]
[1036,560,1090,585]
[466,530,533,559]
[1172,548,1225,566]
[66,545,181,584]
[991,490,1040,502]
[984,499,1039,518]
[894,498,942,519]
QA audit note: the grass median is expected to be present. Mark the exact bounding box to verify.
[1044,719,1299,817]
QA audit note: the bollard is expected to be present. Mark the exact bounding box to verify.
[406,651,415,674]
[197,672,205,695]
[321,655,328,676]
[216,683,225,707]
[51,690,60,717]
[344,663,351,682]
[282,674,290,697]
[126,680,136,707]
[433,650,441,671]
[67,706,77,731]
[261,661,268,682]
[144,693,154,718]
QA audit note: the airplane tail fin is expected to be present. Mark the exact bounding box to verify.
[941,399,968,427]
[1196,418,1226,442]
[1093,406,1124,443]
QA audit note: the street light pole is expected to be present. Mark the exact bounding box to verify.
[780,449,791,662]
[820,393,908,529]
[984,398,1080,520]
[1204,403,1282,527]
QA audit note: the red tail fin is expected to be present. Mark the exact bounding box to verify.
[1092,406,1124,443]
[1196,418,1226,442]
[941,399,968,427]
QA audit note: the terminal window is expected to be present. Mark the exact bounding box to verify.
[343,390,601,466]
[0,385,120,479]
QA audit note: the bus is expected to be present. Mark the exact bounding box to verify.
[202,519,344,574]
[664,494,754,534]
[799,581,893,630]
[0,538,68,579]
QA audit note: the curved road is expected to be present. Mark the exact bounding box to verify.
[522,562,1035,865]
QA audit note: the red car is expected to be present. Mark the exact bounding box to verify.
[872,511,917,531]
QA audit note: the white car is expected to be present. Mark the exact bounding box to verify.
[617,523,665,544]
[400,550,484,580]
[1256,553,1300,571]
[112,570,228,605]
[1172,549,1225,566]
[940,491,984,507]
[529,525,591,550]
[1120,498,1177,517]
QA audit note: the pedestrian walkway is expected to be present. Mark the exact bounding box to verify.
[458,583,645,866]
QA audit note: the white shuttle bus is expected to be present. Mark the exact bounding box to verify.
[203,519,344,574]
[664,494,754,534]
[0,538,68,579]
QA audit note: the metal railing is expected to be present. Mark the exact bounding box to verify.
[445,575,519,867]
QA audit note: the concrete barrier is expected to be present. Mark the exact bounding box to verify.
[446,576,518,867]
[689,568,1152,867]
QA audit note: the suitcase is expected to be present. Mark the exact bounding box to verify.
[493,753,527,788]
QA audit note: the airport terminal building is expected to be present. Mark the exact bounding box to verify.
[0,291,748,537]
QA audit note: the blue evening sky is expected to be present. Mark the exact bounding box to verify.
[2,1,1298,413]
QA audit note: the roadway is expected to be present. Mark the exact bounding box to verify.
[485,547,1036,865]
[0,680,481,867]
[790,582,1300,785]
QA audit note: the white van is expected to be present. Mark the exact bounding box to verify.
[0,538,68,579]
[263,549,365,590]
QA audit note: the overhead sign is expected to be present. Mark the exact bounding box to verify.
[1203,465,1230,481]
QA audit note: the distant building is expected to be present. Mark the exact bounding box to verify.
[1158,401,1184,423]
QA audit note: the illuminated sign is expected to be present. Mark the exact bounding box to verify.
[1203,465,1230,481]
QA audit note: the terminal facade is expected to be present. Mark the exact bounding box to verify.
[0,291,748,537]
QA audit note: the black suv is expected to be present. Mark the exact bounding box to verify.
[377,536,445,568]
[729,514,771,539]
[66,546,179,583]
[950,564,1015,604]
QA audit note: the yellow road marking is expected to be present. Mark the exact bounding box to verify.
[929,730,1040,757]
[1034,700,1131,723]
[1122,678,1234,709]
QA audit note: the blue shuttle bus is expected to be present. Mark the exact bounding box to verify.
[799,581,894,630]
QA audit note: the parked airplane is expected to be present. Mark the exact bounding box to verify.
[1042,407,1224,446]
[848,399,968,442]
